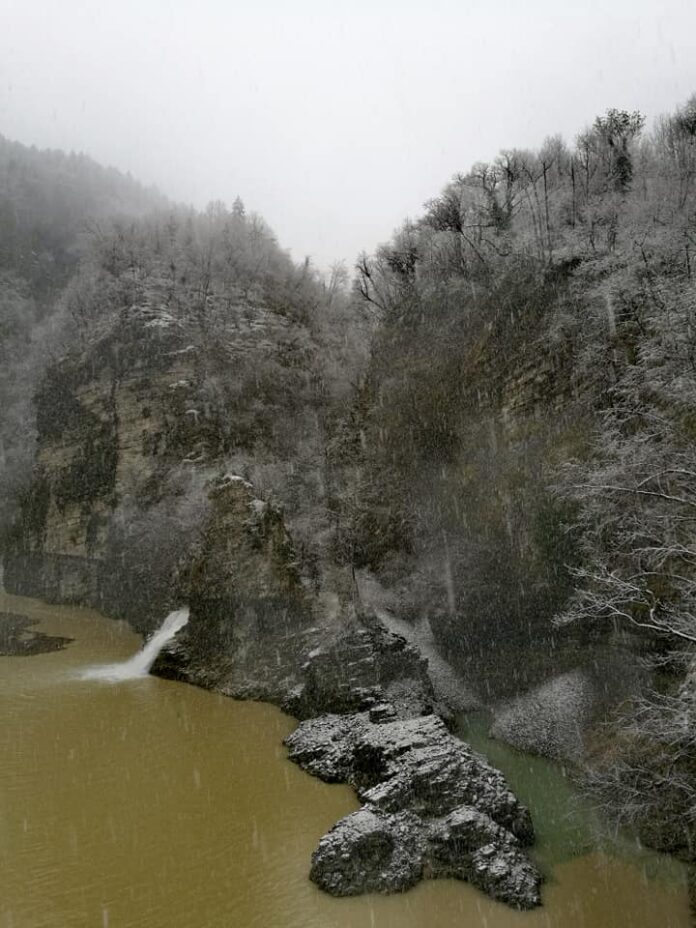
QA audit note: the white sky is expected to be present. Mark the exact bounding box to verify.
[1,0,695,270]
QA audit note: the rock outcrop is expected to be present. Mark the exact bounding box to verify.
[0,612,72,656]
[4,293,326,632]
[284,621,436,719]
[282,630,541,909]
[307,803,538,905]
[309,808,424,895]
[159,614,542,908]
[153,474,316,701]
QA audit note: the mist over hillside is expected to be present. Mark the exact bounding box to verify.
[3,90,696,920]
[335,95,696,857]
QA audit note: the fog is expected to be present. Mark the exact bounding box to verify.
[1,0,695,268]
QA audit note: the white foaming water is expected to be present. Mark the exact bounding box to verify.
[81,607,189,682]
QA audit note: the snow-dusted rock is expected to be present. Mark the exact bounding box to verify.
[427,805,541,907]
[310,808,425,895]
[285,642,540,909]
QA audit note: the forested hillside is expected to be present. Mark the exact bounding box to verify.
[0,135,166,299]
[4,96,696,866]
[0,136,167,534]
[340,97,696,854]
[2,159,367,627]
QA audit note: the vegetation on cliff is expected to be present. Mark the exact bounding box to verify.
[0,136,167,536]
[4,94,696,862]
[2,162,369,625]
[342,95,696,852]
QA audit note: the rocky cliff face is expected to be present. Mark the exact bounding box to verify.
[154,473,317,700]
[337,264,658,765]
[6,306,188,609]
[5,290,326,630]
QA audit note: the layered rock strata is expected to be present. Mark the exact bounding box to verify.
[154,474,315,701]
[4,297,324,632]
[283,635,541,908]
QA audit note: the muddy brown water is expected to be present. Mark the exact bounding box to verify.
[0,592,691,928]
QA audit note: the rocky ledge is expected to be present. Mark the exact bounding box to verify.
[282,627,542,909]
[0,612,73,656]
[156,615,542,907]
[148,476,541,909]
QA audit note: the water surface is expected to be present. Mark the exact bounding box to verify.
[0,593,691,928]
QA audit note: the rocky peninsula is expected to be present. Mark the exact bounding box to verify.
[155,554,542,909]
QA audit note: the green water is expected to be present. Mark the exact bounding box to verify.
[458,711,687,884]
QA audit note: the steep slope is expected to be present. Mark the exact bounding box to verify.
[0,133,166,302]
[0,135,167,537]
[339,100,695,688]
[4,205,334,629]
[338,97,696,858]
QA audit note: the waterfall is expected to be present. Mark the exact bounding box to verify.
[81,607,189,682]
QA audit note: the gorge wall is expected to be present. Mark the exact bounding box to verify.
[6,101,696,868]
[4,208,336,636]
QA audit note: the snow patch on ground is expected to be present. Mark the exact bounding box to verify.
[356,571,481,712]
[490,670,596,760]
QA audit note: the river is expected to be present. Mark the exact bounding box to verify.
[0,592,691,928]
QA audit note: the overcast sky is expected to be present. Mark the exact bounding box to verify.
[1,0,695,269]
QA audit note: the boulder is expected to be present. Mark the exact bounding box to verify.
[284,625,435,719]
[310,809,424,895]
[427,807,541,908]
[285,699,540,907]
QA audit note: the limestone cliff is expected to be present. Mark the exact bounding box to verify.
[340,269,595,686]
[5,284,326,632]
[0,198,548,911]
[339,261,652,761]
[156,473,315,700]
